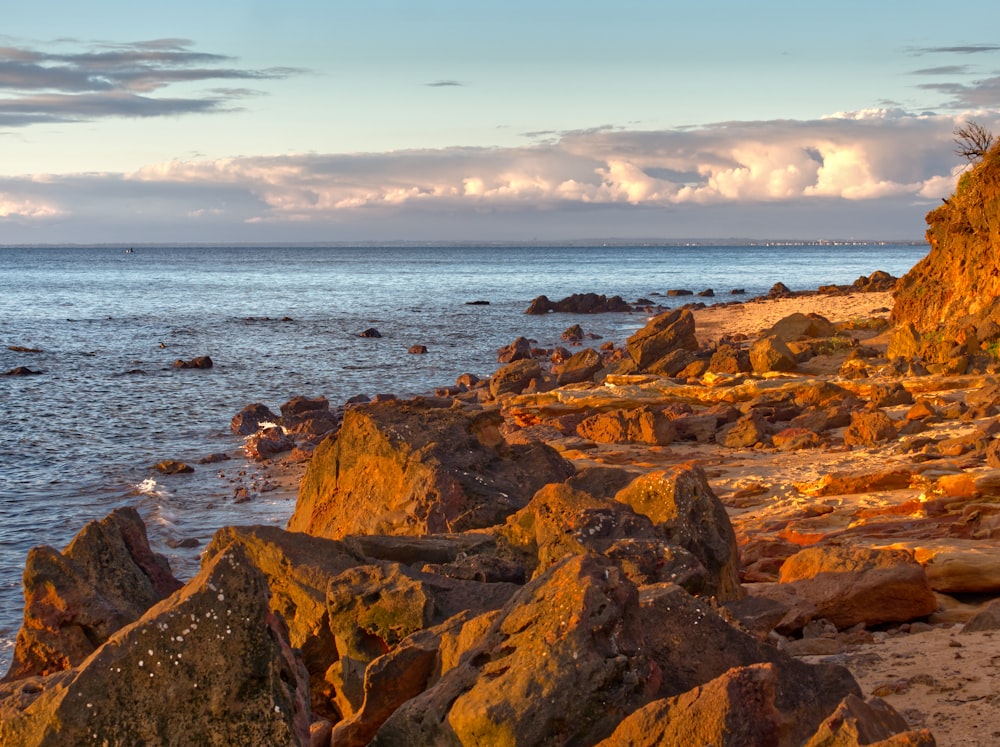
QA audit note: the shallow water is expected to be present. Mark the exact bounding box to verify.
[0,242,928,669]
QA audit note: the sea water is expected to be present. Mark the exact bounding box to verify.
[0,242,928,669]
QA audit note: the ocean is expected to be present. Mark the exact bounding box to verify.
[0,242,928,670]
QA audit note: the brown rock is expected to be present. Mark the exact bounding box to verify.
[708,343,752,374]
[869,382,914,408]
[171,355,213,369]
[489,358,543,398]
[844,409,898,447]
[615,465,743,600]
[150,459,194,474]
[772,427,822,451]
[594,664,783,747]
[3,507,180,682]
[886,323,922,360]
[244,424,294,461]
[717,411,771,448]
[232,402,280,435]
[626,308,699,370]
[775,544,938,631]
[750,335,798,374]
[762,312,838,342]
[555,346,602,385]
[497,336,533,363]
[797,469,913,497]
[576,406,677,445]
[802,694,937,746]
[371,555,658,746]
[0,544,311,747]
[289,401,574,539]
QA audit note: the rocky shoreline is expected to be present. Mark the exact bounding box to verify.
[6,143,1000,745]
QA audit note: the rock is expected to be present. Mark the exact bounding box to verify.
[171,355,213,368]
[646,347,698,377]
[869,382,914,407]
[896,540,1000,593]
[594,664,782,747]
[772,427,822,451]
[773,544,938,631]
[555,347,602,385]
[231,402,281,435]
[708,343,752,374]
[961,598,1000,632]
[576,406,677,445]
[698,288,715,297]
[626,308,699,370]
[762,312,838,342]
[797,468,913,496]
[614,465,743,600]
[359,327,382,338]
[3,507,180,682]
[750,335,798,374]
[717,411,770,448]
[497,336,533,363]
[767,282,793,298]
[3,366,42,376]
[289,401,574,539]
[150,459,194,474]
[852,270,899,293]
[489,358,543,398]
[279,395,339,437]
[0,544,311,746]
[244,425,294,461]
[667,288,693,296]
[525,292,632,314]
[844,409,898,447]
[802,694,936,746]
[196,451,230,464]
[371,554,657,746]
[561,323,584,341]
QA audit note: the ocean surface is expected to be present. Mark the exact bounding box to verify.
[0,242,928,670]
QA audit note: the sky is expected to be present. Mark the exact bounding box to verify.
[1,0,1000,244]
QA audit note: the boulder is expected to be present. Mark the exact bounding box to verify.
[3,507,181,682]
[279,395,339,438]
[555,347,602,385]
[717,411,770,449]
[708,344,752,374]
[626,309,699,370]
[489,358,543,398]
[0,544,311,746]
[289,401,574,539]
[171,355,213,369]
[844,409,899,447]
[232,402,280,435]
[150,460,194,474]
[359,328,382,338]
[961,598,1000,632]
[576,406,677,446]
[370,554,658,746]
[773,544,938,631]
[614,465,743,600]
[408,344,428,354]
[244,424,294,461]
[750,335,798,374]
[802,694,936,747]
[525,293,632,314]
[594,664,783,747]
[762,312,838,342]
[497,336,533,363]
[561,323,584,341]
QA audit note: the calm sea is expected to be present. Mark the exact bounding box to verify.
[0,243,927,669]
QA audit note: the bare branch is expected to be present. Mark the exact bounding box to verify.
[954,120,995,162]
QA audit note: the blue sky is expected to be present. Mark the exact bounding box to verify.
[2,1,999,243]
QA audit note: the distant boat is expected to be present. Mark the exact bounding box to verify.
[124,248,135,254]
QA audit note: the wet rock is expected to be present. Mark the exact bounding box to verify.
[289,401,574,539]
[359,328,382,338]
[231,402,280,435]
[525,292,632,314]
[408,344,428,354]
[626,308,699,370]
[0,544,311,746]
[3,366,42,376]
[615,465,743,600]
[150,459,194,474]
[244,425,294,461]
[171,355,213,369]
[279,395,339,438]
[561,323,584,341]
[576,406,677,446]
[3,507,181,682]
[196,452,230,464]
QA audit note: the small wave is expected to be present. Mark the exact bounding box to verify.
[133,477,163,497]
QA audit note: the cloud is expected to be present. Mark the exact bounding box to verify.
[0,38,301,127]
[910,65,973,76]
[424,80,463,87]
[920,76,1000,109]
[911,44,1000,55]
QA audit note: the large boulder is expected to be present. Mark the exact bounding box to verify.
[3,507,181,682]
[576,406,677,445]
[771,544,938,631]
[370,554,658,746]
[750,335,798,374]
[289,401,574,539]
[762,312,838,342]
[626,308,699,370]
[0,544,311,746]
[614,465,743,600]
[489,358,543,398]
[555,347,603,385]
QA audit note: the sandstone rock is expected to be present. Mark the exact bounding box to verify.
[3,366,42,376]
[762,312,838,342]
[244,424,294,461]
[150,459,193,474]
[408,344,428,354]
[359,327,382,338]
[772,427,822,451]
[489,358,542,397]
[844,409,898,447]
[171,355,213,369]
[802,693,936,747]
[869,382,914,408]
[3,507,180,682]
[626,308,699,370]
[594,663,783,747]
[289,401,574,539]
[767,282,793,298]
[750,335,798,374]
[525,292,632,314]
[0,544,311,746]
[279,395,339,438]
[773,544,937,631]
[576,406,677,445]
[797,469,913,497]
[708,343,752,374]
[232,402,281,435]
[892,540,1000,593]
[561,323,584,341]
[371,554,658,746]
[497,335,533,363]
[646,347,698,376]
[615,465,743,600]
[961,598,1000,632]
[886,323,922,360]
[555,346,602,385]
[852,270,899,292]
[717,410,771,448]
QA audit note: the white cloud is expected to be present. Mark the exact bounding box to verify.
[0,192,62,218]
